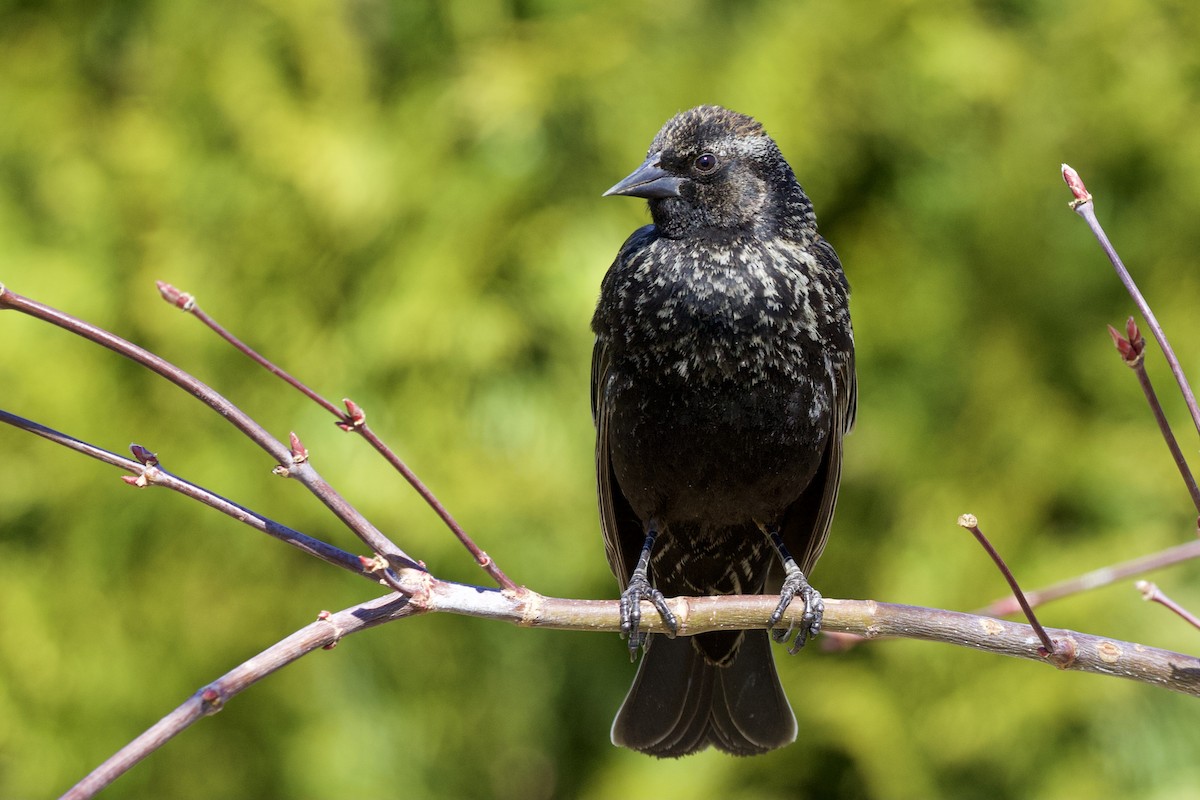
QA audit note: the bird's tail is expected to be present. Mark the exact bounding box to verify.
[610,630,797,757]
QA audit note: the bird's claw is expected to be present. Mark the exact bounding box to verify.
[620,572,678,659]
[767,572,823,654]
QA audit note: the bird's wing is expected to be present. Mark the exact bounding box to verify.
[780,236,856,576]
[780,351,856,576]
[592,336,645,588]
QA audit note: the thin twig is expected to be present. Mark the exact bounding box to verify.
[978,537,1200,618]
[0,409,373,578]
[1137,581,1200,633]
[957,514,1057,654]
[59,594,417,800]
[156,281,518,592]
[1107,318,1200,514]
[156,281,343,416]
[1062,164,1200,437]
[0,283,420,575]
[348,412,516,591]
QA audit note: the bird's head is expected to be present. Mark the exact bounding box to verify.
[604,105,815,240]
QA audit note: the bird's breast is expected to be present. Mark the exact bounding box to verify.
[603,365,831,525]
[614,237,831,385]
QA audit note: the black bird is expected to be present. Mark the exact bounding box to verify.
[592,106,856,757]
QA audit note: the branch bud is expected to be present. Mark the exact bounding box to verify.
[1061,163,1093,208]
[129,443,158,466]
[337,398,367,431]
[155,281,196,312]
[1107,317,1145,366]
[359,554,388,574]
[288,432,309,464]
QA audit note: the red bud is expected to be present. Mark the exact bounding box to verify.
[1061,163,1092,206]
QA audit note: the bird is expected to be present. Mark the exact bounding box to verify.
[591,105,856,757]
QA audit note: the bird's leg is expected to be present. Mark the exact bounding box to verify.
[760,523,824,654]
[620,520,678,659]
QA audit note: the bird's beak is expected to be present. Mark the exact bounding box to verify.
[603,154,682,199]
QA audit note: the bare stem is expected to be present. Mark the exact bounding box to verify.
[1107,318,1200,513]
[1062,164,1200,437]
[957,514,1057,654]
[1137,581,1200,633]
[979,537,1200,618]
[0,284,420,575]
[156,281,344,416]
[352,419,518,590]
[156,281,518,591]
[0,410,374,577]
[59,594,417,800]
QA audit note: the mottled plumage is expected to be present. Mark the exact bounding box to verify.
[592,106,855,757]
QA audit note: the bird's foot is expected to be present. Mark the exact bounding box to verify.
[619,572,678,660]
[767,568,824,654]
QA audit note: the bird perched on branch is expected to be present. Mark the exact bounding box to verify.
[592,105,856,757]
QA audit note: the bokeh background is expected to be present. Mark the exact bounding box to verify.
[3,1,1200,798]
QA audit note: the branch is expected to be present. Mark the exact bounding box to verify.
[1107,317,1200,514]
[1063,164,1200,437]
[155,281,518,591]
[59,593,418,800]
[58,584,1200,799]
[0,409,372,578]
[0,283,421,576]
[1138,581,1200,633]
[978,529,1200,619]
[957,513,1056,653]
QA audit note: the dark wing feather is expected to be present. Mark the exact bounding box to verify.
[780,353,855,575]
[592,336,643,587]
[779,238,857,576]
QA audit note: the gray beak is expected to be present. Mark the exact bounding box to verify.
[603,153,682,199]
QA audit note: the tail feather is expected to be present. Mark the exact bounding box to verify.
[708,630,797,755]
[611,631,797,757]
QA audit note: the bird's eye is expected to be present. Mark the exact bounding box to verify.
[693,153,718,173]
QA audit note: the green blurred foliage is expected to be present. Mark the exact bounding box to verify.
[2,0,1199,797]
